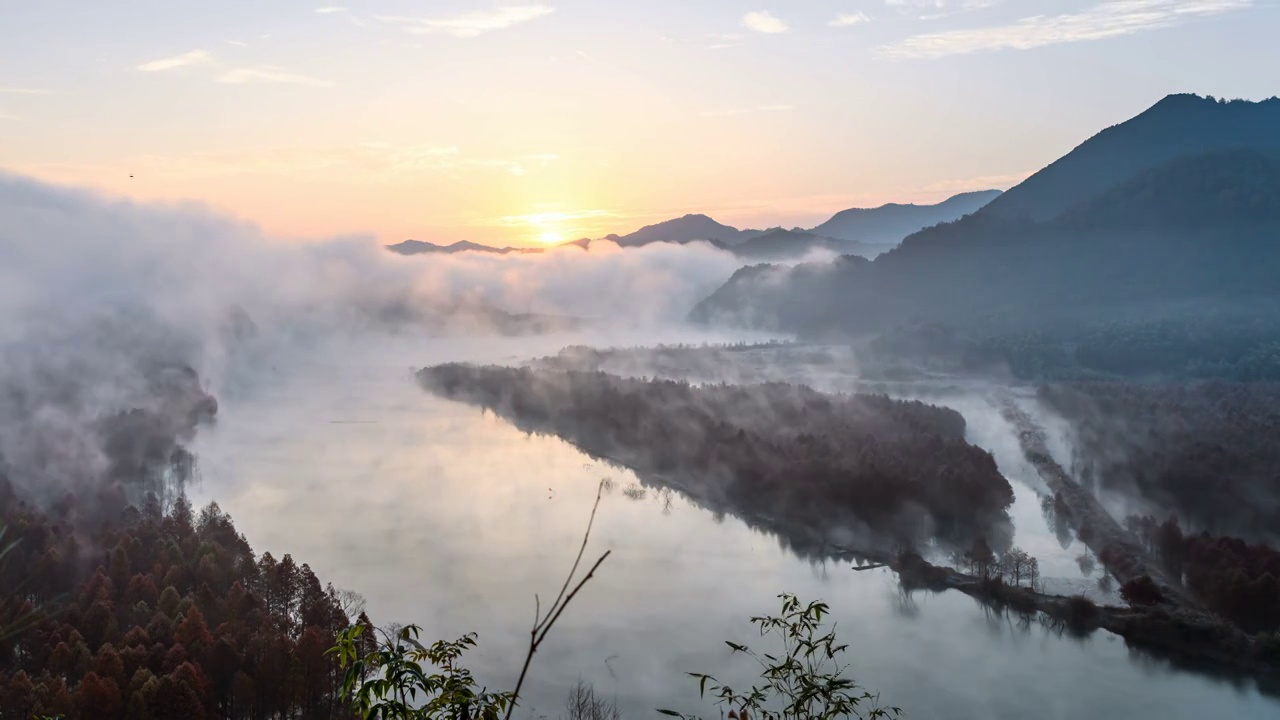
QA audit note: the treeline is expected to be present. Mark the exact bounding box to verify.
[1040,382,1280,541]
[1128,515,1280,634]
[420,364,1013,548]
[860,312,1280,382]
[0,478,367,720]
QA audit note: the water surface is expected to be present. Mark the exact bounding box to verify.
[190,331,1279,720]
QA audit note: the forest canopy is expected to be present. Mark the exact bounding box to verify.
[419,364,1014,551]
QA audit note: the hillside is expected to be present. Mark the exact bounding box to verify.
[692,140,1280,378]
[811,190,1002,244]
[730,228,884,260]
[981,94,1280,222]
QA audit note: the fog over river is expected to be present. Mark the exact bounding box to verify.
[189,329,1280,720]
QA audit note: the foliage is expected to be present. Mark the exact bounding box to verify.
[330,480,611,720]
[1045,382,1280,541]
[657,594,900,720]
[0,481,359,720]
[420,364,1013,548]
[330,624,511,720]
[1120,576,1164,607]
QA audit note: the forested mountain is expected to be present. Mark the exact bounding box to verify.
[729,229,882,260]
[981,94,1280,221]
[811,190,1001,244]
[691,96,1280,380]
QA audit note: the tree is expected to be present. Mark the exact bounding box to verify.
[1156,518,1186,580]
[658,594,900,720]
[967,538,995,580]
[1121,576,1164,606]
[75,671,123,720]
[564,680,621,720]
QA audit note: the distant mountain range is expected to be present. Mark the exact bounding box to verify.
[386,239,541,256]
[810,190,1001,244]
[387,190,1000,261]
[690,94,1280,378]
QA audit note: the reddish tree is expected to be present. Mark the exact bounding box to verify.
[1121,575,1165,606]
[75,670,124,720]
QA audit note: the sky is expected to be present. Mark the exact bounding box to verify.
[1,1,1276,247]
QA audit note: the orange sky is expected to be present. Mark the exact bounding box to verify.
[3,1,1273,246]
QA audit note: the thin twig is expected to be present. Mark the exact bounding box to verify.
[505,481,611,720]
[535,481,605,635]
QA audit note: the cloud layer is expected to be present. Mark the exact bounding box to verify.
[376,4,555,38]
[878,0,1253,59]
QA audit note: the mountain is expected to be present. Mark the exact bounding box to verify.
[730,228,884,261]
[612,213,752,247]
[691,95,1280,379]
[810,190,1002,244]
[981,94,1280,221]
[387,239,542,255]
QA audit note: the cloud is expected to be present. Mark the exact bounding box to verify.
[829,11,872,27]
[742,10,788,33]
[217,67,333,87]
[758,104,794,111]
[0,87,54,95]
[878,0,1254,59]
[136,50,213,72]
[135,50,330,87]
[315,5,347,13]
[375,4,555,38]
[224,40,249,47]
[0,111,23,121]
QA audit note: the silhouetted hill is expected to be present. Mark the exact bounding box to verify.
[811,190,1002,244]
[730,228,884,260]
[981,94,1280,222]
[387,239,542,255]
[692,143,1280,378]
[613,213,750,247]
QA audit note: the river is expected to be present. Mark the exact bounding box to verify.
[189,329,1280,720]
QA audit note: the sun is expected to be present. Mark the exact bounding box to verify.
[539,229,564,245]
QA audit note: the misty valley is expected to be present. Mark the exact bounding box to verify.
[6,92,1280,720]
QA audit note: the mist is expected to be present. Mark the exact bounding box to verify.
[0,172,750,507]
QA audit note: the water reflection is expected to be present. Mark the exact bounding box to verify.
[190,332,1280,720]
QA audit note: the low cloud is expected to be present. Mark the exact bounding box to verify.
[375,4,555,38]
[136,50,213,72]
[0,87,54,95]
[217,67,333,87]
[136,50,330,88]
[742,11,789,34]
[829,12,872,27]
[878,0,1254,59]
[315,6,347,13]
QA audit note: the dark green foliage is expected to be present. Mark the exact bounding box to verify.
[330,625,511,720]
[657,593,900,720]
